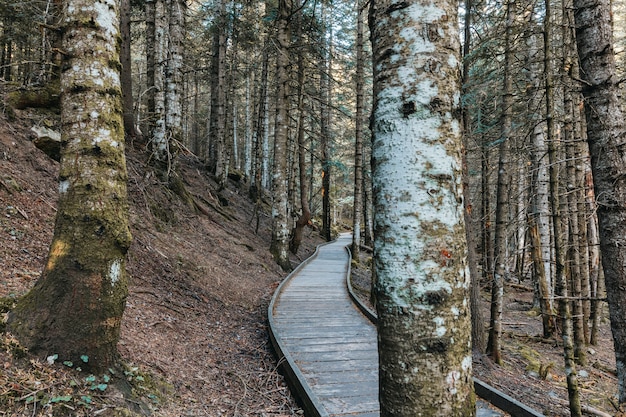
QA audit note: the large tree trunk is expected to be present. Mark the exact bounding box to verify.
[369,0,475,415]
[8,0,131,372]
[574,0,626,406]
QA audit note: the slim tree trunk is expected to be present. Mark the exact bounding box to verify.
[290,26,311,255]
[270,0,292,272]
[526,29,555,336]
[547,0,582,411]
[487,0,515,365]
[462,0,486,352]
[370,0,475,414]
[120,0,139,141]
[351,0,365,260]
[574,0,626,406]
[8,0,131,372]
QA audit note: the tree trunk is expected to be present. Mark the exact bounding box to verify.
[462,0,486,352]
[120,0,139,141]
[150,0,169,178]
[487,0,515,365]
[8,0,131,372]
[165,0,184,153]
[270,0,292,272]
[290,26,311,255]
[547,0,582,411]
[351,0,365,260]
[526,29,555,337]
[574,0,626,406]
[369,0,475,415]
[319,1,332,242]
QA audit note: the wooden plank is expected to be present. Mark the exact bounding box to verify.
[304,369,379,385]
[313,380,379,397]
[318,396,379,415]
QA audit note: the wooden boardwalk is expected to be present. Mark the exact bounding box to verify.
[269,234,543,417]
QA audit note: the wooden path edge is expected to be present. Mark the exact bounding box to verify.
[268,239,335,417]
[345,246,546,417]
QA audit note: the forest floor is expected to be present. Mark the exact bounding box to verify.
[0,108,620,417]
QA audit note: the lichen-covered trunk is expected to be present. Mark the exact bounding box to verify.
[369,0,475,415]
[8,0,131,372]
[270,0,292,272]
[574,0,626,406]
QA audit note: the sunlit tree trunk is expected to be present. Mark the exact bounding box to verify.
[574,0,626,406]
[8,0,131,372]
[370,0,475,415]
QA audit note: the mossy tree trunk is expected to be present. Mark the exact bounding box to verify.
[369,0,475,415]
[8,0,131,373]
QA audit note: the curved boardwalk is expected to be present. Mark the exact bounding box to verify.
[269,234,543,417]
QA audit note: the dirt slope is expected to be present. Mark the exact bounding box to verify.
[0,112,322,416]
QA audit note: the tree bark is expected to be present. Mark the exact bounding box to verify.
[270,0,292,272]
[574,0,626,406]
[351,0,365,260]
[487,0,515,365]
[369,0,475,414]
[120,0,139,141]
[8,0,131,372]
[462,0,486,352]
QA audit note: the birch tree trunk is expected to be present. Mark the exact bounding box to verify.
[369,0,475,414]
[574,0,626,406]
[8,0,131,372]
